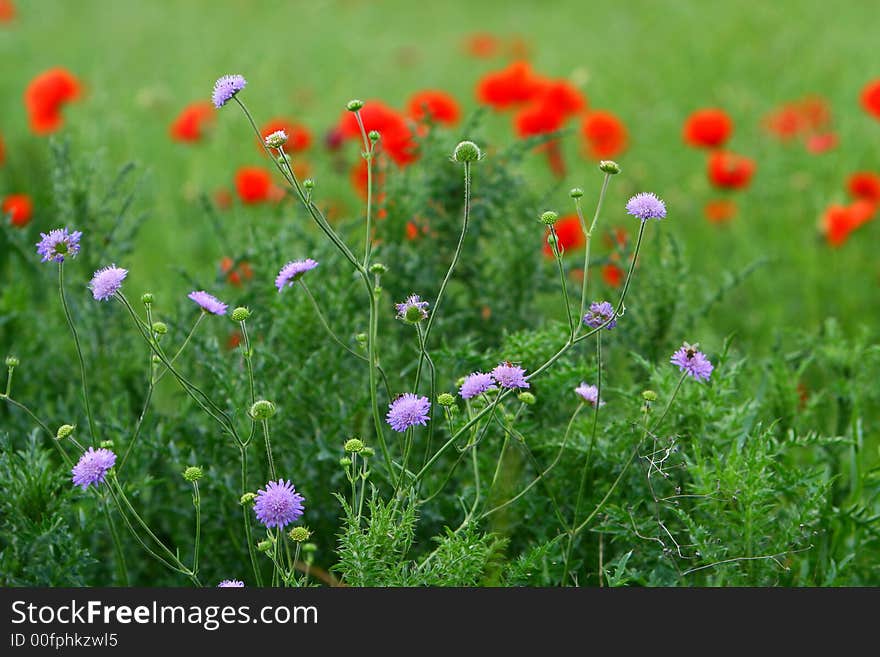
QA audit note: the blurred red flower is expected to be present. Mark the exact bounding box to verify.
[601,263,624,288]
[763,95,832,142]
[848,172,880,203]
[580,111,628,159]
[476,61,546,111]
[407,90,461,126]
[337,101,417,166]
[259,118,312,153]
[514,102,564,137]
[683,108,733,148]
[707,151,756,189]
[704,199,738,224]
[0,0,15,22]
[860,79,880,120]
[220,257,254,287]
[235,167,272,204]
[226,331,242,351]
[542,215,584,257]
[3,194,33,228]
[538,80,586,118]
[24,68,82,135]
[805,132,838,154]
[169,102,214,142]
[821,201,876,247]
[463,33,500,59]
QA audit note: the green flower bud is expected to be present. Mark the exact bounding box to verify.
[569,187,584,199]
[141,293,154,305]
[303,178,315,190]
[231,307,251,322]
[599,160,621,175]
[518,391,536,405]
[540,210,559,225]
[183,466,203,482]
[240,492,257,506]
[99,440,114,449]
[361,447,375,457]
[355,333,368,346]
[642,390,658,402]
[368,130,380,142]
[5,355,19,368]
[344,438,365,453]
[547,233,559,248]
[151,321,167,335]
[339,457,352,467]
[369,262,388,275]
[302,542,317,554]
[56,424,76,440]
[277,153,292,167]
[288,526,311,542]
[250,400,276,420]
[151,354,161,365]
[452,140,482,163]
[257,539,273,552]
[437,393,456,407]
[346,99,365,112]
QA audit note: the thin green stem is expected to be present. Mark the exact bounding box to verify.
[1,396,73,466]
[577,173,612,326]
[100,496,129,586]
[153,312,206,384]
[299,281,367,362]
[654,372,688,429]
[240,444,263,586]
[261,419,276,480]
[550,225,576,338]
[192,481,202,576]
[59,263,97,444]
[353,110,374,267]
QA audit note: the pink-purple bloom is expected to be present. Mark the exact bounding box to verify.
[575,383,605,406]
[71,447,116,490]
[491,363,530,389]
[386,393,431,432]
[459,372,497,399]
[626,192,666,221]
[670,342,713,382]
[253,479,305,529]
[212,74,247,109]
[36,227,82,263]
[188,290,228,315]
[217,580,245,588]
[583,301,617,330]
[395,294,429,323]
[89,265,127,301]
[275,259,318,291]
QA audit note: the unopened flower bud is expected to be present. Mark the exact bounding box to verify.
[302,542,317,554]
[569,187,584,199]
[599,160,621,175]
[547,233,559,248]
[231,307,251,322]
[452,140,482,163]
[99,440,114,449]
[141,293,154,305]
[339,457,352,467]
[5,355,19,368]
[264,130,288,149]
[257,539,273,552]
[369,263,387,275]
[518,392,536,405]
[288,526,311,542]
[642,390,658,402]
[152,321,167,335]
[437,393,456,407]
[240,492,257,505]
[250,400,276,420]
[368,130,381,143]
[361,447,375,457]
[152,354,161,364]
[303,178,315,190]
[56,424,76,440]
[183,466,204,482]
[344,438,365,453]
[540,210,559,225]
[346,99,365,112]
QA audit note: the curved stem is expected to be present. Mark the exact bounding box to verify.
[59,263,97,444]
[1,396,73,466]
[261,419,276,480]
[353,110,374,267]
[240,444,263,586]
[153,313,206,384]
[550,225,575,338]
[577,172,612,326]
[299,281,367,362]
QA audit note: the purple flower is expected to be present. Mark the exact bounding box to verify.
[253,479,305,529]
[36,227,82,263]
[395,294,429,323]
[575,383,605,407]
[275,259,318,292]
[386,393,431,432]
[217,580,245,588]
[188,290,228,315]
[71,447,116,490]
[583,301,617,330]
[89,265,127,301]
[670,342,713,382]
[212,74,247,109]
[459,372,497,399]
[491,362,530,390]
[626,192,666,221]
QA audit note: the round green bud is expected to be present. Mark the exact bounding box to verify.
[339,457,352,467]
[437,393,456,407]
[569,187,584,199]
[277,153,292,167]
[183,466,203,482]
[369,262,388,275]
[368,130,380,142]
[346,99,365,112]
[344,438,365,453]
[250,400,276,420]
[240,492,257,506]
[642,390,658,402]
[302,542,317,554]
[452,140,482,163]
[518,392,536,405]
[151,322,167,335]
[141,293,154,305]
[599,160,621,175]
[99,440,114,449]
[547,233,559,248]
[540,210,559,225]
[288,526,311,542]
[5,355,19,368]
[455,377,466,388]
[361,447,375,457]
[151,354,161,364]
[231,307,251,322]
[56,424,75,440]
[257,539,273,552]
[303,178,315,190]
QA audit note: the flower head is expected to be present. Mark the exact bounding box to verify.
[395,294,429,323]
[575,383,605,406]
[683,108,733,148]
[581,111,628,159]
[253,479,305,529]
[169,102,214,142]
[861,79,880,120]
[188,290,228,315]
[407,90,461,126]
[459,372,497,399]
[235,167,273,204]
[259,118,312,153]
[36,227,82,263]
[264,130,288,149]
[626,193,666,221]
[89,265,127,301]
[71,447,116,490]
[386,393,431,432]
[275,258,318,291]
[707,151,756,190]
[212,74,246,109]
[4,194,33,228]
[491,362,530,389]
[670,342,714,382]
[217,580,244,588]
[583,301,617,330]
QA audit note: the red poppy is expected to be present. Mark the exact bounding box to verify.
[220,257,254,287]
[682,108,733,148]
[476,61,547,111]
[3,194,33,227]
[538,80,586,118]
[601,263,624,288]
[514,102,565,137]
[234,167,272,204]
[580,111,628,159]
[707,151,756,190]
[337,101,417,166]
[860,79,880,120]
[0,0,15,22]
[849,199,877,228]
[169,102,214,142]
[258,118,312,153]
[405,221,420,241]
[463,33,500,59]
[763,95,831,141]
[821,202,876,247]
[797,96,831,131]
[542,215,584,258]
[805,132,838,154]
[24,68,82,135]
[848,172,880,203]
[704,199,738,224]
[407,90,461,126]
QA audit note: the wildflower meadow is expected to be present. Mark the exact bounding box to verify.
[1,0,879,596]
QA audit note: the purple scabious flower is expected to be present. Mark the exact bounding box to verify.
[217,580,245,588]
[71,447,116,490]
[188,290,228,315]
[395,294,429,323]
[386,393,431,432]
[275,259,318,292]
[89,265,127,301]
[253,479,305,529]
[491,362,530,390]
[36,227,82,263]
[583,301,617,330]
[575,383,605,407]
[212,74,247,108]
[626,192,666,221]
[459,372,497,399]
[670,342,714,382]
